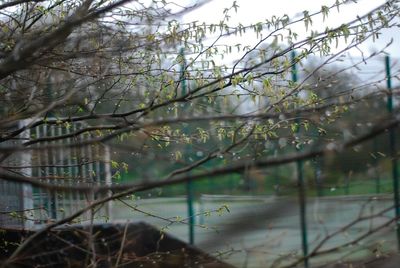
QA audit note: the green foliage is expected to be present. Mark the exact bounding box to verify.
[1,1,400,246]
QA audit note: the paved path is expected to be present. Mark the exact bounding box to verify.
[111,195,397,267]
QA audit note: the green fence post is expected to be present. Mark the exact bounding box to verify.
[292,51,309,267]
[373,139,381,194]
[180,48,195,245]
[385,55,400,250]
[314,157,324,197]
[345,173,350,196]
[313,126,323,197]
[45,77,58,220]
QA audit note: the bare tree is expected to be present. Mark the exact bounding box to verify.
[1,0,400,267]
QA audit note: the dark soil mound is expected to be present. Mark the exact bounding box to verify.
[0,222,233,268]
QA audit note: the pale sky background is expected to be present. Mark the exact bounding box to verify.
[180,0,400,107]
[180,0,400,90]
[182,0,398,58]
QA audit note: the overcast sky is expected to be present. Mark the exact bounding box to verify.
[180,0,400,97]
[183,0,398,58]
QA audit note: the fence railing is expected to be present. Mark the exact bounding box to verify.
[0,119,112,229]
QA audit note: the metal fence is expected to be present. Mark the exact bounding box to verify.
[0,119,112,229]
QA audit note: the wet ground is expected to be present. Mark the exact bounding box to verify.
[111,194,397,267]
